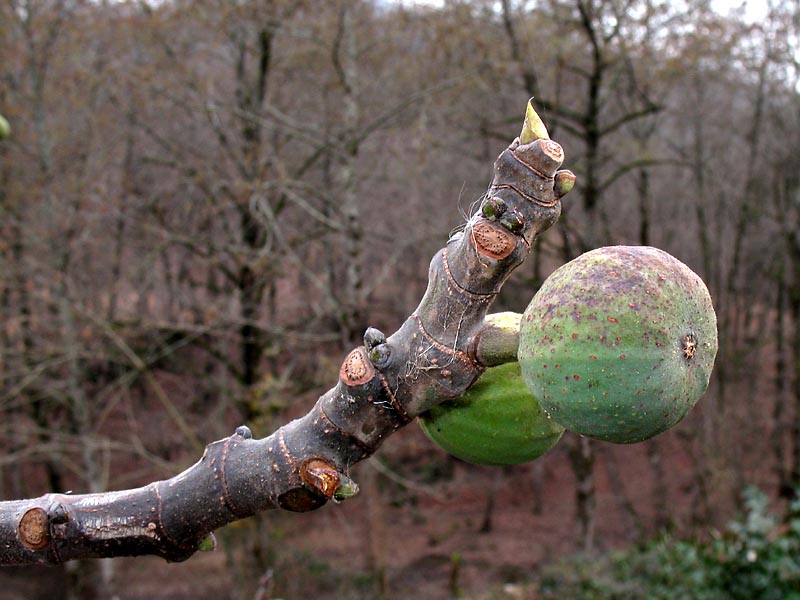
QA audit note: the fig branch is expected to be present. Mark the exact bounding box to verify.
[0,101,574,566]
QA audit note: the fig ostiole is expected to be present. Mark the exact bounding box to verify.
[519,245,718,444]
[419,362,565,466]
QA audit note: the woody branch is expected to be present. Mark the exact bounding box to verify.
[0,102,574,566]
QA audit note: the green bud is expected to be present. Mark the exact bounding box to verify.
[198,533,217,552]
[333,473,359,502]
[555,170,576,197]
[0,114,10,140]
[519,99,549,144]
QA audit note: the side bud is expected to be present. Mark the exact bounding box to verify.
[555,170,576,198]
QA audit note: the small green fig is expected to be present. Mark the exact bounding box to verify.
[0,114,10,140]
[419,362,564,466]
[519,246,718,444]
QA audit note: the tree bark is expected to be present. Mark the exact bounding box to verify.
[567,434,596,552]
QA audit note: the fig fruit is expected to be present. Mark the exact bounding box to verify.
[519,246,717,444]
[419,362,564,466]
[0,114,9,140]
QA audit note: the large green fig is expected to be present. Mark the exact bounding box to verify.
[519,246,717,444]
[419,362,565,466]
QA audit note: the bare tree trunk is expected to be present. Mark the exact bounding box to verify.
[364,460,388,598]
[774,166,795,499]
[567,434,596,552]
[789,233,800,493]
[233,21,275,415]
[602,446,643,541]
[712,58,768,487]
[646,438,671,531]
[479,468,504,533]
[500,0,540,96]
[686,70,716,524]
[108,96,137,323]
[335,0,366,348]
[531,460,545,515]
[774,258,790,496]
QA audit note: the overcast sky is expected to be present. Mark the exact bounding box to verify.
[395,0,768,23]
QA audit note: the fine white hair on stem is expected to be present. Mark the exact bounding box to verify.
[449,192,487,242]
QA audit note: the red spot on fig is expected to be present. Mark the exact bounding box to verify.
[607,317,618,323]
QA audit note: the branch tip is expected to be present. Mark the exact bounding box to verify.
[519,99,550,144]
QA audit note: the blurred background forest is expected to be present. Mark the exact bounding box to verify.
[1,0,800,598]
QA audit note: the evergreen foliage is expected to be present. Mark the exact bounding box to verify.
[537,487,800,599]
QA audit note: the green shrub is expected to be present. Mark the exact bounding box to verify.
[537,487,800,599]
